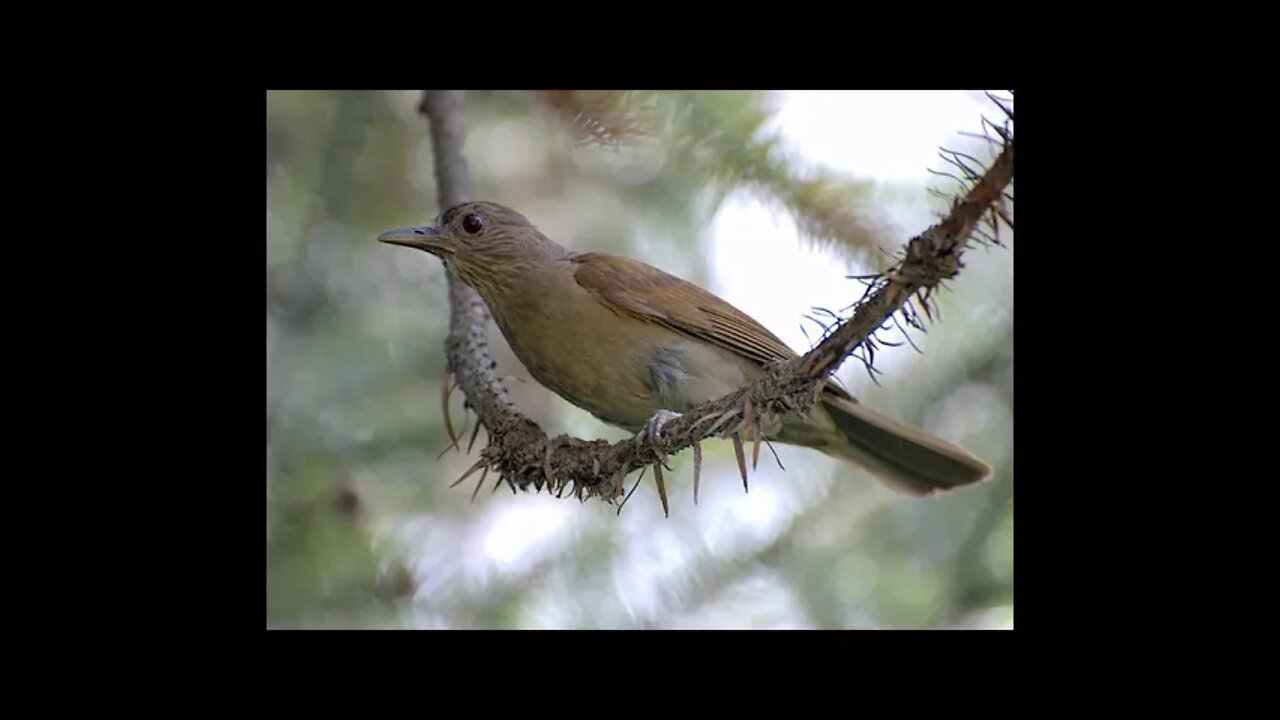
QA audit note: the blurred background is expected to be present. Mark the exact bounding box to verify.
[266,90,1013,629]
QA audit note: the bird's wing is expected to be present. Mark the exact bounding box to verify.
[570,251,798,366]
[570,252,858,402]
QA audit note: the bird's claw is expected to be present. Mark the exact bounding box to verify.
[642,409,683,450]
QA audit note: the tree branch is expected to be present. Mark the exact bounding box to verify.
[418,90,1014,509]
[420,90,541,496]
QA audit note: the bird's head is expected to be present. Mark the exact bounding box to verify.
[377,201,564,298]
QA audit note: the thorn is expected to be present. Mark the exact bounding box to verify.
[762,437,786,471]
[693,441,703,505]
[752,416,762,472]
[984,117,1012,143]
[986,91,1014,121]
[608,468,623,504]
[958,130,1002,147]
[907,299,930,333]
[939,149,982,181]
[980,116,1009,143]
[450,460,486,488]
[467,420,483,454]
[943,148,987,173]
[441,373,460,452]
[732,432,748,493]
[653,463,669,518]
[690,410,726,434]
[491,470,505,494]
[706,409,742,438]
[984,210,1000,247]
[471,466,488,503]
[617,467,646,516]
[996,206,1015,231]
[802,314,827,331]
[926,167,968,186]
[980,116,1002,139]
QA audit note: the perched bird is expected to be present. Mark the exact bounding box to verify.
[379,201,992,496]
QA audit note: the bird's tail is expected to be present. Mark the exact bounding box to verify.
[776,392,993,496]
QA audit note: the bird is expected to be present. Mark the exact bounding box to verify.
[378,201,992,497]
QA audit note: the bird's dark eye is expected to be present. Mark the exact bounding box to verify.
[462,213,484,234]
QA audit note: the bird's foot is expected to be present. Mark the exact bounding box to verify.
[642,409,683,450]
[636,409,682,519]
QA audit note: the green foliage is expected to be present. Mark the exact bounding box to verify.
[544,90,892,256]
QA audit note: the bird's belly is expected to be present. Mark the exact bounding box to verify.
[496,303,757,433]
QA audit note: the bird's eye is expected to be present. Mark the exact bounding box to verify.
[462,213,484,234]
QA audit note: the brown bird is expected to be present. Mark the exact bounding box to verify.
[378,201,992,496]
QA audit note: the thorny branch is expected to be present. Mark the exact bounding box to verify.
[418,90,1014,512]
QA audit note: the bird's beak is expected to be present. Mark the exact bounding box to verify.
[376,225,450,255]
